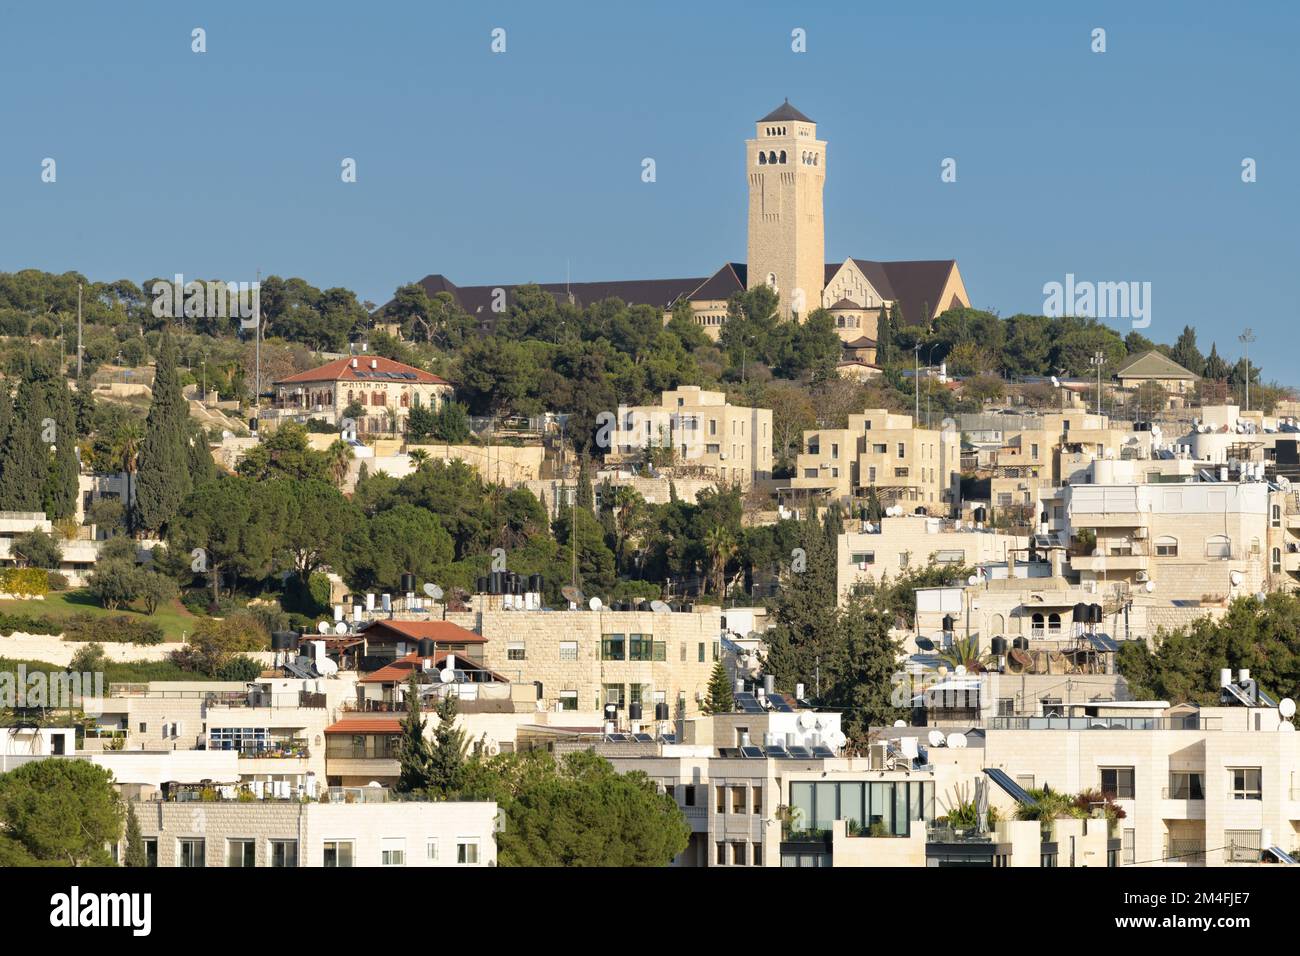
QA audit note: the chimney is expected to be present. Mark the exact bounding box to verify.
[351,357,358,368]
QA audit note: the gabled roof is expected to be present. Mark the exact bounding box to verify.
[362,620,486,644]
[1115,350,1199,381]
[359,651,507,684]
[825,259,962,327]
[841,335,877,348]
[275,356,448,386]
[688,263,748,302]
[759,99,813,123]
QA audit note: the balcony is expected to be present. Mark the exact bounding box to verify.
[1069,553,1149,573]
[989,715,1218,731]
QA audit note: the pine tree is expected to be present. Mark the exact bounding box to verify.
[702,660,735,714]
[40,365,79,520]
[1170,325,1205,376]
[185,421,216,485]
[575,452,594,510]
[124,802,147,867]
[396,673,434,794]
[1204,343,1229,380]
[134,329,193,534]
[761,509,839,697]
[865,486,884,523]
[428,692,468,797]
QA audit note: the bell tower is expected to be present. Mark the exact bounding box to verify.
[746,99,825,320]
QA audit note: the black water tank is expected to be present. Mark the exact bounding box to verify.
[249,417,258,433]
[271,631,297,651]
[400,572,416,593]
[1072,602,1088,623]
[973,506,988,523]
[942,614,955,633]
[489,571,504,594]
[655,702,670,721]
[638,600,653,612]
[604,703,618,720]
[417,638,435,658]
[915,506,927,515]
[990,636,1008,656]
[682,602,694,613]
[476,576,489,594]
[1090,603,1103,624]
[528,573,543,593]
[1013,636,1030,651]
[628,703,643,721]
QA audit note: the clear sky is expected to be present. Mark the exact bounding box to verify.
[1,0,1295,375]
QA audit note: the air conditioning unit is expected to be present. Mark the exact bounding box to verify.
[1136,570,1150,582]
[719,453,728,460]
[1134,528,1148,539]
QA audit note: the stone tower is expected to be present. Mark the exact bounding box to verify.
[746,99,826,320]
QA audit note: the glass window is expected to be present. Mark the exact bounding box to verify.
[731,786,746,814]
[382,838,406,866]
[698,643,705,662]
[457,841,480,865]
[559,690,578,711]
[716,842,726,865]
[628,635,651,662]
[1230,768,1262,800]
[1205,534,1231,558]
[179,838,205,868]
[716,785,727,813]
[559,641,577,661]
[1100,767,1135,800]
[427,840,438,861]
[653,641,667,661]
[1122,829,1135,866]
[1168,772,1204,799]
[270,840,297,868]
[753,842,763,866]
[144,838,158,868]
[603,684,624,707]
[506,642,526,661]
[601,635,626,661]
[226,839,255,868]
[1154,536,1178,557]
[323,841,353,868]
[732,842,747,866]
[753,786,763,815]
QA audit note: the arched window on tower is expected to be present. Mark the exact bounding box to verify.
[758,152,766,165]
[813,153,819,166]
[767,150,777,164]
[779,150,786,164]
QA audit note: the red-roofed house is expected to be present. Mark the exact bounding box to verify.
[272,355,453,433]
[359,619,486,668]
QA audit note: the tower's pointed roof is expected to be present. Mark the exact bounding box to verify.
[758,98,813,123]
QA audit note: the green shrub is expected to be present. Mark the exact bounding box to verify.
[0,567,50,598]
[45,571,69,591]
[0,613,62,637]
[63,613,164,645]
[216,655,264,682]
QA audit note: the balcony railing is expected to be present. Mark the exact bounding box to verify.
[989,715,1218,731]
[1162,786,1205,800]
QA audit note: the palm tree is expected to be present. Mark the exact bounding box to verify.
[703,526,737,600]
[408,448,431,471]
[325,439,353,488]
[113,423,143,535]
[936,634,990,672]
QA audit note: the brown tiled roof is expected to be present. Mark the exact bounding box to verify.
[687,263,747,302]
[359,651,506,684]
[363,620,486,644]
[825,260,961,327]
[841,335,877,348]
[828,298,860,311]
[275,355,448,386]
[398,274,706,322]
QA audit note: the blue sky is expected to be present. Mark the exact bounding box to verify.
[0,0,1295,375]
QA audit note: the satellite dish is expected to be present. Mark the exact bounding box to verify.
[915,636,935,651]
[561,585,586,605]
[423,583,443,600]
[1280,698,1297,719]
[333,621,348,635]
[1230,570,1244,586]
[316,621,330,635]
[589,597,603,611]
[968,575,980,587]
[367,781,383,788]
[798,712,814,730]
[1144,580,1156,593]
[650,600,671,613]
[1280,722,1296,733]
[892,719,906,728]
[439,668,455,683]
[946,732,967,749]
[928,730,947,748]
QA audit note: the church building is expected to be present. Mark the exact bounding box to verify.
[394,101,971,366]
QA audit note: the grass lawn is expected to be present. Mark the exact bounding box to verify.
[0,589,199,643]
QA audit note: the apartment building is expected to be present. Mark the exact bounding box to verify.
[788,408,960,511]
[1063,481,1271,602]
[608,386,773,488]
[445,604,727,718]
[124,798,497,867]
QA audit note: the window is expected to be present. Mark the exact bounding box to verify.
[851,552,875,566]
[716,842,726,865]
[227,839,256,868]
[1168,771,1204,799]
[653,641,667,661]
[559,690,578,710]
[603,684,624,707]
[457,840,480,865]
[1205,534,1232,559]
[1273,548,1283,573]
[897,442,906,459]
[178,838,206,868]
[1031,443,1039,460]
[1121,829,1135,865]
[601,634,626,661]
[753,842,763,866]
[732,786,746,814]
[683,785,696,807]
[680,643,686,662]
[559,641,577,661]
[716,785,726,813]
[872,443,886,454]
[1100,767,1135,800]
[1229,768,1262,800]
[1154,535,1178,557]
[323,841,354,868]
[143,838,158,868]
[381,838,406,866]
[506,642,526,661]
[753,786,763,814]
[698,643,705,662]
[628,634,652,661]
[270,840,297,868]
[732,842,747,866]
[713,641,721,662]
[426,840,439,862]
[1272,504,1282,528]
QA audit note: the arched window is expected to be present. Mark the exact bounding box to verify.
[1031,612,1044,636]
[347,390,354,405]
[372,391,385,406]
[758,152,767,165]
[1273,504,1282,527]
[1250,536,1261,556]
[991,613,1006,634]
[779,150,786,164]
[1205,534,1232,559]
[400,391,410,408]
[1154,535,1178,557]
[767,150,777,164]
[1272,548,1282,573]
[813,153,819,166]
[357,392,368,405]
[1047,613,1061,632]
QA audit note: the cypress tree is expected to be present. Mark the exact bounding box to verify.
[575,453,594,510]
[124,802,147,867]
[396,673,434,794]
[134,329,192,533]
[875,305,893,366]
[40,364,79,520]
[428,693,468,797]
[703,660,735,715]
[185,421,216,485]
[0,365,52,513]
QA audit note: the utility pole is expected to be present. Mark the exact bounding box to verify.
[1090,349,1104,415]
[914,343,921,422]
[76,283,83,378]
[254,268,262,408]
[1239,328,1255,412]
